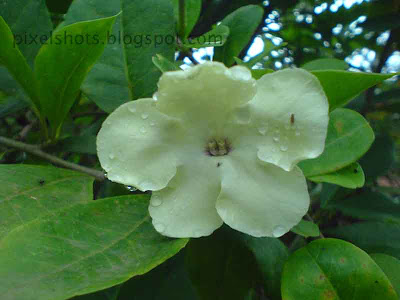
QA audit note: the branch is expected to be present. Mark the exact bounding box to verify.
[0,136,106,181]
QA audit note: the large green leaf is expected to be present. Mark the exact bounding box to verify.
[63,0,131,113]
[0,0,52,64]
[308,163,365,189]
[213,5,264,66]
[281,238,397,300]
[311,71,394,111]
[232,232,289,300]
[327,190,400,224]
[120,0,176,99]
[182,25,230,48]
[0,194,188,300]
[326,222,400,260]
[370,253,400,299]
[35,16,117,137]
[299,108,374,177]
[302,58,348,71]
[173,0,202,38]
[0,17,40,110]
[0,165,93,240]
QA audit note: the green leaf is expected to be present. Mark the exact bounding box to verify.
[311,71,395,111]
[152,54,181,73]
[326,222,400,260]
[299,108,375,177]
[327,190,400,224]
[308,163,365,189]
[185,229,259,300]
[0,17,40,110]
[35,15,117,137]
[63,0,131,113]
[370,253,400,299]
[0,194,188,300]
[173,0,202,38]
[302,58,348,71]
[58,135,97,154]
[214,5,264,66]
[232,232,289,300]
[359,135,396,180]
[182,25,230,48]
[250,68,274,80]
[0,94,28,119]
[281,238,398,300]
[291,220,321,238]
[0,165,93,240]
[0,0,52,64]
[120,0,176,99]
[243,39,287,69]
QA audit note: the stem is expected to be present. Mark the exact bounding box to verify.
[0,136,106,181]
[178,0,186,39]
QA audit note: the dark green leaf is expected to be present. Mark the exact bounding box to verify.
[291,220,321,238]
[370,253,400,299]
[302,58,348,71]
[71,285,121,300]
[173,0,202,38]
[0,194,188,300]
[326,222,400,260]
[152,54,181,73]
[182,25,230,48]
[299,109,375,177]
[312,71,395,111]
[281,238,397,300]
[308,163,365,189]
[0,95,28,118]
[214,5,264,66]
[35,16,117,136]
[63,0,131,113]
[120,0,176,99]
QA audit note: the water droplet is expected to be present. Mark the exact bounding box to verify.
[295,131,300,136]
[272,225,286,237]
[152,92,159,101]
[150,121,156,126]
[151,195,162,207]
[273,136,279,142]
[141,113,149,120]
[140,127,146,133]
[280,145,288,152]
[109,153,115,160]
[125,186,137,192]
[153,222,165,233]
[128,106,136,113]
[258,126,268,135]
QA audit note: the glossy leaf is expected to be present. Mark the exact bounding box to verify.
[370,253,400,299]
[182,25,230,48]
[0,165,93,240]
[308,163,365,189]
[299,108,374,177]
[0,195,188,300]
[302,58,348,71]
[311,71,395,111]
[173,0,202,38]
[0,17,40,110]
[63,0,131,113]
[35,16,117,136]
[120,0,175,99]
[327,190,400,224]
[326,222,400,260]
[214,5,264,66]
[291,220,321,238]
[281,238,397,300]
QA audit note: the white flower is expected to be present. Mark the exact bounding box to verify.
[97,62,329,238]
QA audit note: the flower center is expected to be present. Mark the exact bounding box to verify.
[206,138,231,156]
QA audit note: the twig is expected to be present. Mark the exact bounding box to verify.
[178,0,186,39]
[18,119,38,141]
[0,136,106,181]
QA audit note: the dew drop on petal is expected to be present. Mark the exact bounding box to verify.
[125,185,137,192]
[109,153,115,160]
[272,225,286,237]
[154,222,166,233]
[258,126,268,135]
[280,145,288,152]
[140,127,146,133]
[295,131,300,136]
[151,195,162,207]
[128,106,136,113]
[273,136,279,142]
[150,121,156,126]
[141,113,149,120]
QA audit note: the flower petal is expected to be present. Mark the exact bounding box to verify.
[155,62,256,135]
[215,149,310,237]
[247,68,329,171]
[149,156,223,238]
[97,98,180,191]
